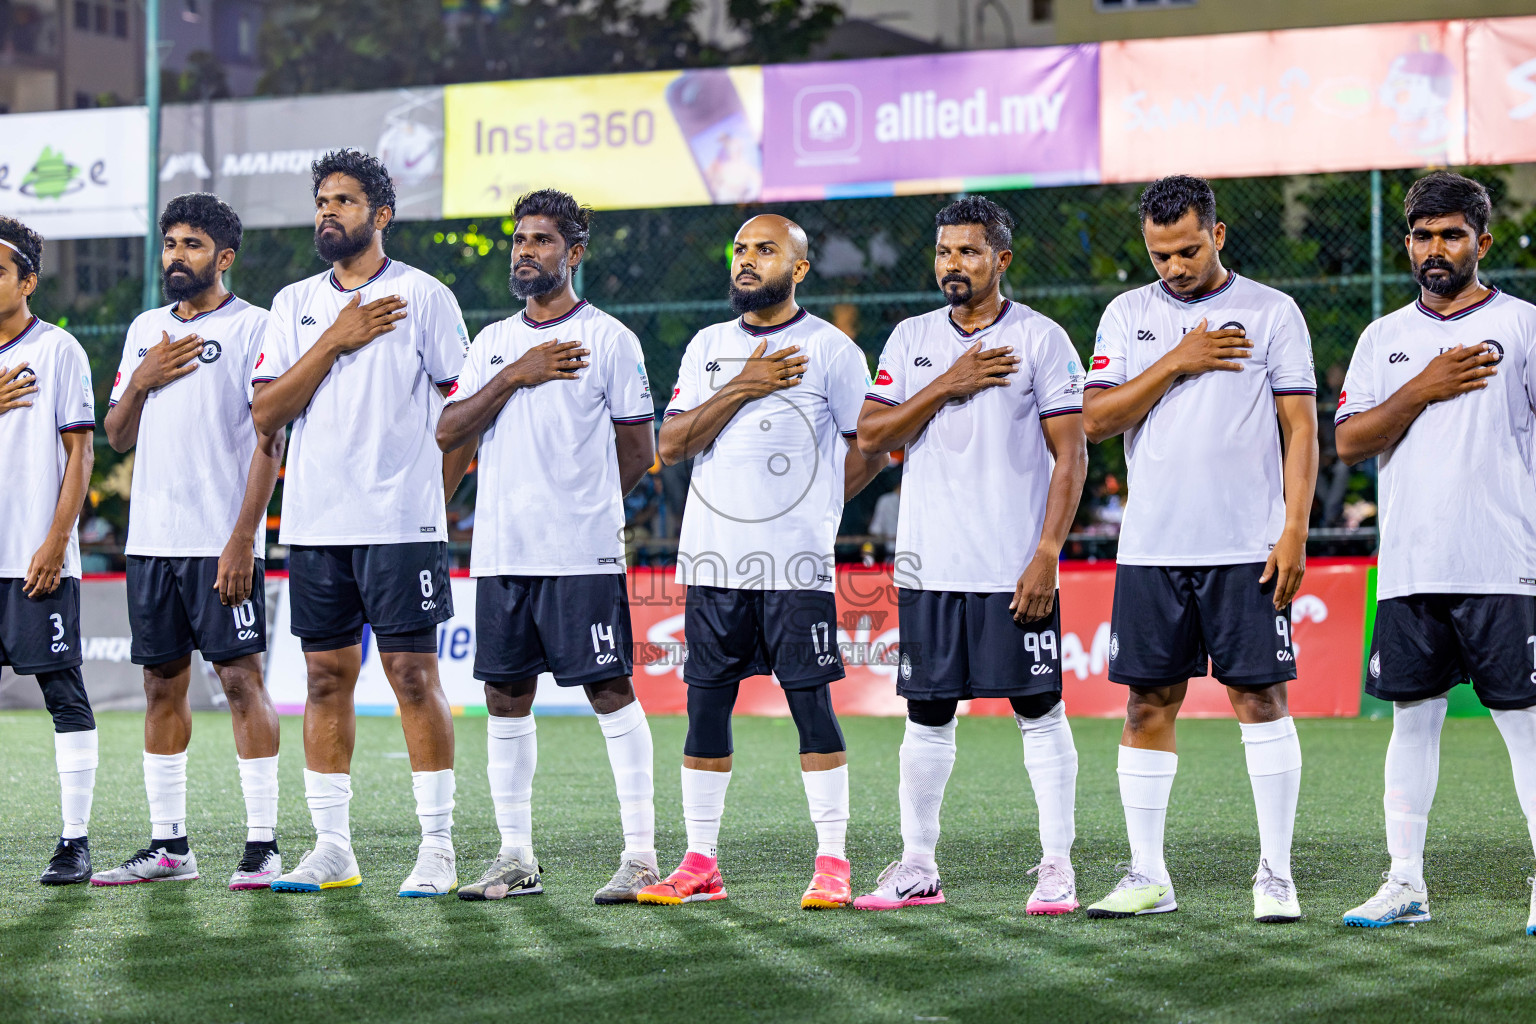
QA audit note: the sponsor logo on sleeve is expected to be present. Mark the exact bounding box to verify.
[446,382,458,397]
[1091,355,1110,371]
[638,361,650,395]
[874,369,893,386]
[254,352,265,369]
[113,371,121,387]
[1337,390,1347,408]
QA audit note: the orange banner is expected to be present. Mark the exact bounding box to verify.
[1468,17,1536,165]
[1100,21,1468,183]
[627,563,1367,719]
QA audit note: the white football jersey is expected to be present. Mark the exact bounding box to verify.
[1086,273,1316,566]
[866,300,1085,592]
[1338,287,1536,599]
[0,318,94,579]
[449,300,654,577]
[254,259,469,546]
[665,309,867,592]
[111,295,267,558]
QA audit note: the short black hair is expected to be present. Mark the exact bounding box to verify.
[0,216,43,278]
[311,148,397,237]
[934,195,1014,253]
[1405,170,1492,237]
[1139,175,1218,232]
[159,192,242,253]
[513,189,592,252]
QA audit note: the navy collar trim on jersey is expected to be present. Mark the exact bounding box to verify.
[1415,286,1499,322]
[738,307,807,337]
[949,299,1012,338]
[328,258,391,293]
[170,292,237,323]
[0,315,40,355]
[1159,270,1237,304]
[522,299,588,329]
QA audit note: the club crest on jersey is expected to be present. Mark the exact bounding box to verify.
[198,339,222,364]
[15,366,36,384]
[1218,321,1246,334]
[1481,340,1505,365]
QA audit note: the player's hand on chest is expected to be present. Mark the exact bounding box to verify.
[317,293,409,355]
[1389,339,1500,404]
[505,337,590,389]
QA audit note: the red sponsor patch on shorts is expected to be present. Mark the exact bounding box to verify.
[1091,355,1110,371]
[874,369,893,386]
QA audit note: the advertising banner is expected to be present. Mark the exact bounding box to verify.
[0,107,148,240]
[1100,21,1468,182]
[158,88,444,229]
[443,67,765,217]
[1467,17,1536,165]
[760,46,1100,200]
[255,564,1367,720]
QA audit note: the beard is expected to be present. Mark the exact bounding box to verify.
[508,257,568,299]
[941,273,975,307]
[728,268,794,314]
[314,219,374,263]
[1414,253,1477,297]
[162,260,217,303]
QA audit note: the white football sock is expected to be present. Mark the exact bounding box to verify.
[596,702,656,869]
[304,768,352,851]
[1385,696,1447,890]
[1240,717,1302,880]
[1017,702,1077,864]
[237,755,279,843]
[1118,744,1177,884]
[487,714,537,852]
[1491,706,1536,860]
[682,766,731,858]
[899,717,956,875]
[55,730,97,840]
[412,768,455,851]
[144,750,189,843]
[802,764,850,860]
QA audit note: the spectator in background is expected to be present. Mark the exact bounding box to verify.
[868,481,900,560]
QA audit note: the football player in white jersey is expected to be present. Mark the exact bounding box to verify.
[638,215,888,909]
[852,197,1088,914]
[0,217,100,885]
[1335,172,1536,933]
[251,151,474,897]
[437,190,659,904]
[92,194,285,890]
[1082,175,1318,923]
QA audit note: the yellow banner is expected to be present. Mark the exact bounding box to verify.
[444,67,763,216]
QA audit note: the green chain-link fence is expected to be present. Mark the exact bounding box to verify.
[52,167,1536,568]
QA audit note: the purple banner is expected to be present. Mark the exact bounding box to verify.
[761,45,1100,198]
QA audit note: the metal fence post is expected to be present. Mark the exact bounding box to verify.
[141,0,161,313]
[1370,169,1383,322]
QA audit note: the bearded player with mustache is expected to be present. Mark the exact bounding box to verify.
[1335,171,1536,934]
[96,193,286,891]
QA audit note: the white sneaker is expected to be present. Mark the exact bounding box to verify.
[1342,873,1430,928]
[399,843,457,897]
[1026,859,1079,915]
[852,861,945,910]
[1252,860,1300,923]
[229,844,283,891]
[90,846,199,886]
[271,842,361,892]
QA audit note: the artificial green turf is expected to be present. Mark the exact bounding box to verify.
[0,712,1532,1023]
